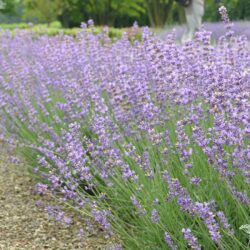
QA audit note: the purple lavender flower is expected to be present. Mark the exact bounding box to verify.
[0,15,249,249]
[34,183,48,195]
[218,6,229,24]
[131,195,146,216]
[91,203,113,236]
[164,232,177,250]
[190,177,202,186]
[153,198,160,205]
[182,228,201,250]
[151,209,160,224]
[217,211,234,235]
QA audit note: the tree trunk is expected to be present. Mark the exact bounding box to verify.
[145,0,174,27]
[59,12,70,28]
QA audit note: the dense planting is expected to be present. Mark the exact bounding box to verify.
[162,21,250,41]
[0,10,249,250]
[0,22,127,39]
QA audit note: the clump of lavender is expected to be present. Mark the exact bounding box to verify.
[45,205,72,226]
[0,10,249,249]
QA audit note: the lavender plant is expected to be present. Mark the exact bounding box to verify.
[0,9,249,249]
[161,21,250,42]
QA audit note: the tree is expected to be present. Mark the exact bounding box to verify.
[204,0,250,22]
[56,0,146,28]
[144,0,174,27]
[23,0,60,25]
[0,0,17,14]
[83,0,145,27]
[233,0,250,20]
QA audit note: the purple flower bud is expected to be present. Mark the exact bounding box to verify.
[34,183,48,195]
[151,209,160,224]
[190,177,202,186]
[182,228,201,250]
[164,232,177,250]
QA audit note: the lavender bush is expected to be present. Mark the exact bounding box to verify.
[0,10,249,249]
[160,21,250,42]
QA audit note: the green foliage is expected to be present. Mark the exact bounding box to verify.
[168,1,186,24]
[1,27,249,249]
[0,0,17,14]
[0,22,130,40]
[232,0,250,20]
[0,21,63,29]
[67,0,146,27]
[144,0,174,27]
[11,91,250,249]
[1,0,250,28]
[204,0,250,22]
[22,0,61,25]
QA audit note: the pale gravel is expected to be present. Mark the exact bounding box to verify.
[0,144,116,250]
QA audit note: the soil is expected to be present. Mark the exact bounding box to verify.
[0,144,116,250]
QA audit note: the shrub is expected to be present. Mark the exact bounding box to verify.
[0,22,127,39]
[0,9,249,249]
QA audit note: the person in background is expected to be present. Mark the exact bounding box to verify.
[176,0,205,42]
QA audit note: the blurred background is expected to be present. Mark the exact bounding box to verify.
[0,0,249,27]
[0,0,249,40]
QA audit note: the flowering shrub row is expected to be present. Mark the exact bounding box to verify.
[0,10,249,249]
[162,21,250,42]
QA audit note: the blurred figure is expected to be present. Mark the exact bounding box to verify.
[176,0,205,42]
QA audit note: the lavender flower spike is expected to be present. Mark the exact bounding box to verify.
[182,228,201,250]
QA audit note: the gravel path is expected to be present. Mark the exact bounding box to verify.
[0,145,113,250]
